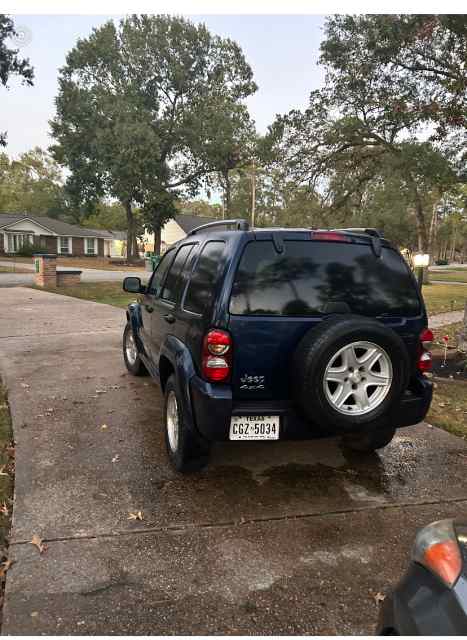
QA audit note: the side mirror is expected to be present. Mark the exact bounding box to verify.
[123,276,145,294]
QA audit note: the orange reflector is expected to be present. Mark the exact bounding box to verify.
[423,539,462,587]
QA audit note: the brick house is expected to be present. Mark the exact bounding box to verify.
[0,214,117,257]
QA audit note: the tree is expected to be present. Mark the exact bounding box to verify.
[265,14,464,253]
[80,201,129,231]
[321,15,467,138]
[0,147,66,215]
[0,15,34,146]
[51,15,257,259]
[176,199,223,218]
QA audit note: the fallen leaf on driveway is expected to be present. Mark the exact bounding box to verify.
[100,424,109,430]
[95,389,107,394]
[127,511,143,521]
[373,592,386,604]
[20,383,30,389]
[111,454,119,463]
[30,534,48,554]
[0,559,14,577]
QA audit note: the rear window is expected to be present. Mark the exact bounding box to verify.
[229,240,421,317]
[184,241,226,314]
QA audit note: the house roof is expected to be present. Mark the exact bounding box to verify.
[0,214,114,238]
[174,212,219,234]
[108,230,127,241]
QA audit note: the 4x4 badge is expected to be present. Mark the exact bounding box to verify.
[239,374,265,390]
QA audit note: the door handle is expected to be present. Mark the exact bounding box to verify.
[145,305,154,313]
[163,313,175,324]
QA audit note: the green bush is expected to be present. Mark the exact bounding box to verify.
[16,243,46,257]
[435,259,449,266]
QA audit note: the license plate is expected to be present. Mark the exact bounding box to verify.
[229,415,280,440]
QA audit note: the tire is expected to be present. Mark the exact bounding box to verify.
[292,315,410,431]
[123,323,148,376]
[343,426,396,452]
[163,375,210,473]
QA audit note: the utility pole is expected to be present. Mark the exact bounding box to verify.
[251,160,256,227]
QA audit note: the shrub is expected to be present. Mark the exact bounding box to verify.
[16,243,46,257]
[435,259,449,266]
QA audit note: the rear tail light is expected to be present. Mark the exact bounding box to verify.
[202,329,232,382]
[311,231,351,242]
[417,328,433,373]
[413,519,462,587]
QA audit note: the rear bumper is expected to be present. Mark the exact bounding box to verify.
[190,375,433,442]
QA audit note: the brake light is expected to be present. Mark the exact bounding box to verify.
[311,231,351,242]
[420,328,434,349]
[417,328,433,373]
[202,329,232,382]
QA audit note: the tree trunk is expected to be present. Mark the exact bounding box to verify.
[450,227,457,262]
[428,199,439,260]
[414,194,428,253]
[124,199,136,263]
[154,228,161,255]
[251,162,256,227]
[223,170,231,216]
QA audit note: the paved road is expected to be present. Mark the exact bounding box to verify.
[2,288,467,634]
[0,259,147,285]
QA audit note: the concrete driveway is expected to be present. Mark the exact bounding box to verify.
[2,288,467,634]
[0,259,147,285]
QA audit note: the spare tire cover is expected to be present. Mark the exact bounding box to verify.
[291,315,411,429]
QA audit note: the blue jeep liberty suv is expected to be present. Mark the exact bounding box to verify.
[122,220,433,472]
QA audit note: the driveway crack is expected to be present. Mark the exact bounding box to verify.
[11,494,467,546]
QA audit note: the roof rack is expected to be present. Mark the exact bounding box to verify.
[333,227,383,238]
[187,218,250,237]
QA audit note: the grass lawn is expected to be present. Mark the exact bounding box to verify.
[0,379,14,603]
[430,270,467,283]
[427,379,467,439]
[421,283,467,315]
[0,266,31,273]
[1,256,144,271]
[426,321,467,439]
[29,282,137,308]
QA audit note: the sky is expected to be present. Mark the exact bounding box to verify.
[2,14,326,159]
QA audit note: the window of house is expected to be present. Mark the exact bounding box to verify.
[85,238,97,255]
[58,237,71,254]
[7,234,33,253]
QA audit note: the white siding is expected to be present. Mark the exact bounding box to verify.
[144,220,186,250]
[3,219,56,236]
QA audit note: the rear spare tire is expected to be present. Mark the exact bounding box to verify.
[292,315,410,431]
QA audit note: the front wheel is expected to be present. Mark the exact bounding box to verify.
[123,323,148,376]
[342,427,396,452]
[164,375,210,473]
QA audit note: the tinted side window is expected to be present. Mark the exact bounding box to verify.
[184,241,226,314]
[229,240,421,317]
[161,244,194,303]
[147,250,175,295]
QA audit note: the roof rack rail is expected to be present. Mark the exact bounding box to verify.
[187,218,250,237]
[333,227,383,238]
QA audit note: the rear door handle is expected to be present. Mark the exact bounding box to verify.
[163,313,175,324]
